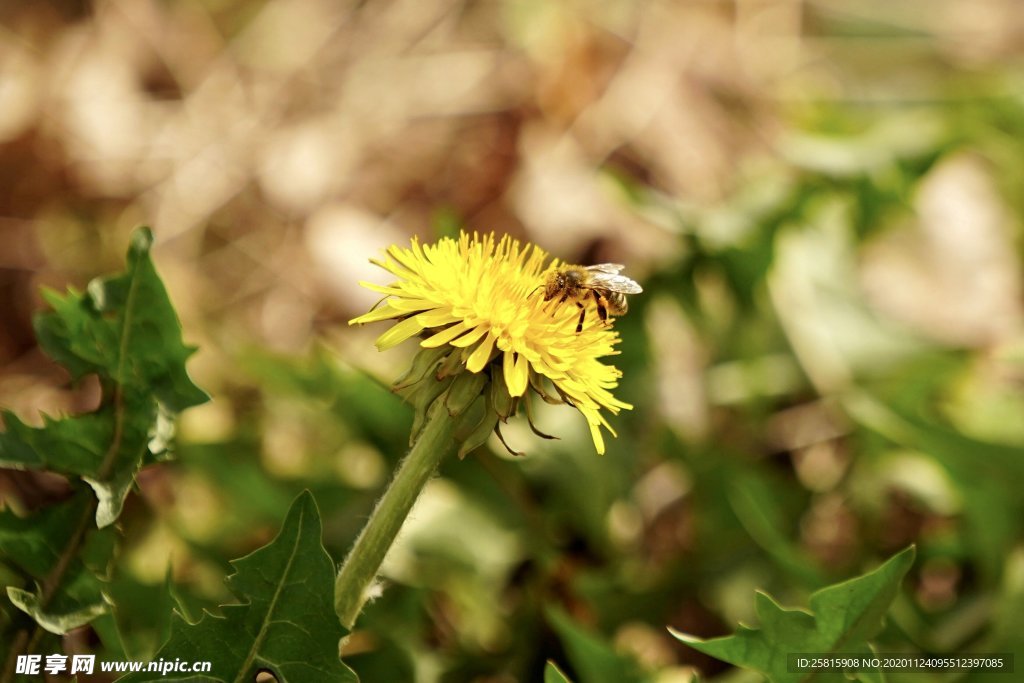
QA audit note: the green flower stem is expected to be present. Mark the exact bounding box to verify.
[334,400,457,629]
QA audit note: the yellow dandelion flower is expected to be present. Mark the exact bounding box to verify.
[349,232,634,454]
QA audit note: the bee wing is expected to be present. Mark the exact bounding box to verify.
[586,263,626,274]
[587,271,643,294]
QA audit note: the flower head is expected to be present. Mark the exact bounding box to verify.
[350,232,633,454]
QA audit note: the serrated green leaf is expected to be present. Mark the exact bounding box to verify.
[671,546,915,683]
[0,228,208,527]
[0,407,141,474]
[116,491,357,683]
[547,608,650,683]
[0,396,154,527]
[0,494,115,634]
[33,228,207,412]
[0,228,208,667]
[545,660,575,683]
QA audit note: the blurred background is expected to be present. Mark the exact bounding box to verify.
[2,0,1024,681]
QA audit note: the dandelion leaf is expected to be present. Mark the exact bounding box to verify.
[0,493,115,634]
[671,546,915,683]
[33,228,207,412]
[116,491,357,683]
[0,227,208,526]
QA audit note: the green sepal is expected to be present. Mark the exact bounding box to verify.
[489,365,515,420]
[453,394,487,441]
[523,394,558,440]
[529,372,564,406]
[457,399,500,459]
[409,376,454,445]
[445,372,489,417]
[393,346,449,390]
[435,349,464,379]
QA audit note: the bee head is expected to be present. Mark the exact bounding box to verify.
[543,271,564,301]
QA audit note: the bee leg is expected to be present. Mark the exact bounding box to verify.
[593,290,609,325]
[547,292,567,317]
[575,302,586,334]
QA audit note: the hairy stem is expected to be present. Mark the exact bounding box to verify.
[334,401,456,629]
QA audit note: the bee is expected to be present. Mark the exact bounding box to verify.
[543,263,643,333]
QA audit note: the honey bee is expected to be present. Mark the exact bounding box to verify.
[543,263,643,333]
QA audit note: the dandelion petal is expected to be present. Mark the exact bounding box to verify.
[466,333,496,372]
[375,316,426,350]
